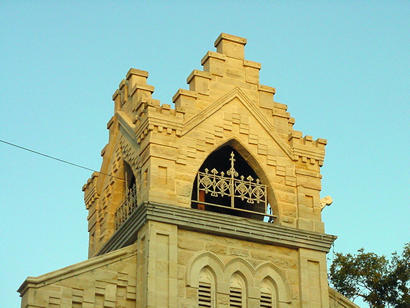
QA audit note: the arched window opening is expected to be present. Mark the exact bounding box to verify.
[198,267,215,308]
[124,160,136,191]
[115,161,137,229]
[192,145,274,221]
[229,273,246,308]
[260,278,277,308]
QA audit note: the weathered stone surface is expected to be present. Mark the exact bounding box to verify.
[329,288,360,308]
[80,31,329,258]
[20,33,356,308]
[19,245,137,308]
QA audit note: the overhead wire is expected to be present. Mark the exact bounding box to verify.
[0,139,124,181]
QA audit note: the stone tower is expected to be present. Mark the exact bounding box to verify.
[19,33,358,308]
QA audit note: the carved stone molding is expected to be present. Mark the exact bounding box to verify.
[98,202,336,255]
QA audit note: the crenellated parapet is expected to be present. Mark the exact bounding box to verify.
[83,32,330,257]
[20,33,358,308]
[82,172,101,256]
[112,68,155,114]
[289,131,327,167]
[108,32,325,155]
[83,172,99,210]
[133,101,184,145]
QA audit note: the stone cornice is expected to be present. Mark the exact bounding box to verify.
[18,244,136,297]
[329,287,360,308]
[98,202,337,255]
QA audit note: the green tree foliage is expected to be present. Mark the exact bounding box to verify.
[329,243,409,307]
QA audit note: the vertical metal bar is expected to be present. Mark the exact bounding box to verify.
[197,173,200,202]
[230,152,235,208]
[230,177,234,208]
[264,186,267,214]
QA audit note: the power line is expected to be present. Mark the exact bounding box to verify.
[0,139,124,181]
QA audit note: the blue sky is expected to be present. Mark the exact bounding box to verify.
[1,1,409,307]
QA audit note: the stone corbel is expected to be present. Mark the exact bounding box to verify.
[320,196,333,211]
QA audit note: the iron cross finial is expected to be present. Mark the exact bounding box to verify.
[227,152,238,178]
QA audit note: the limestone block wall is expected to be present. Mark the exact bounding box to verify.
[18,245,137,308]
[329,288,360,308]
[298,248,330,307]
[19,216,355,308]
[133,220,331,308]
[83,33,329,256]
[177,228,296,308]
[19,214,355,308]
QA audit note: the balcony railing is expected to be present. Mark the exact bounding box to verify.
[115,184,137,230]
[192,152,275,220]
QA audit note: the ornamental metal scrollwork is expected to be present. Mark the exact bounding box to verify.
[195,152,271,218]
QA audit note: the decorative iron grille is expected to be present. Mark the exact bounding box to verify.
[115,184,137,230]
[193,152,274,219]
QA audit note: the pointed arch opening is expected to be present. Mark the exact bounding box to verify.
[229,272,247,308]
[255,262,292,306]
[191,143,276,222]
[124,160,136,191]
[115,160,138,230]
[198,266,216,308]
[260,277,278,308]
